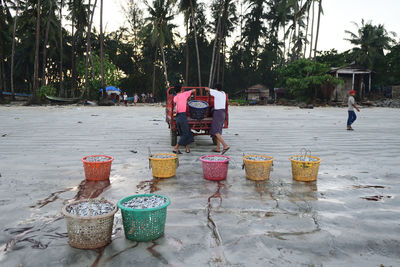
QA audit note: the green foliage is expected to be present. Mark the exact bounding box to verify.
[77,54,122,99]
[278,59,343,101]
[38,85,57,99]
[385,44,400,85]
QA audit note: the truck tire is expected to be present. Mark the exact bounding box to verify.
[171,129,177,146]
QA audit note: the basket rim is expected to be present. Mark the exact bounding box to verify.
[243,155,274,162]
[200,154,230,163]
[289,155,321,163]
[149,153,178,160]
[188,100,209,109]
[117,194,171,212]
[82,155,114,163]
[61,198,118,220]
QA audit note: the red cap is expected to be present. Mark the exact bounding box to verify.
[349,90,356,95]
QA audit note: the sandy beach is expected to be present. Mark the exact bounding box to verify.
[0,104,399,266]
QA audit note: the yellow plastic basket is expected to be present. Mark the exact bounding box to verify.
[149,153,178,178]
[289,155,321,182]
[242,155,274,181]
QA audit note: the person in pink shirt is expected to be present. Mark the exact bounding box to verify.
[172,85,195,153]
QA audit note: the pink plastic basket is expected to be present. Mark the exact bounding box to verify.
[199,155,230,181]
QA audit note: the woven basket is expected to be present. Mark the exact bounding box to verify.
[188,100,209,120]
[118,194,170,242]
[149,153,178,178]
[242,155,274,181]
[289,155,321,182]
[82,155,113,181]
[62,199,118,249]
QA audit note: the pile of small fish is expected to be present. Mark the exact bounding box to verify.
[66,200,115,216]
[84,156,111,162]
[245,156,271,161]
[202,156,228,161]
[189,101,208,108]
[291,156,319,162]
[151,154,176,159]
[121,195,167,209]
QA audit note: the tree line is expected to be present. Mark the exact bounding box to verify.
[0,0,399,104]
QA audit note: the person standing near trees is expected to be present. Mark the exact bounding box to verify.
[172,85,195,154]
[205,84,230,154]
[347,89,360,131]
[123,92,128,106]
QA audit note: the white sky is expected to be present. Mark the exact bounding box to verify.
[93,0,400,53]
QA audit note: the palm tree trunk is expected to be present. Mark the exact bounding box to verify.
[309,0,315,58]
[189,0,201,86]
[313,0,322,61]
[71,0,76,97]
[11,0,21,100]
[41,0,54,87]
[160,45,169,87]
[88,0,97,81]
[152,47,157,96]
[100,0,105,97]
[84,0,92,97]
[59,0,64,96]
[208,11,221,88]
[303,1,310,58]
[185,23,189,86]
[32,0,41,101]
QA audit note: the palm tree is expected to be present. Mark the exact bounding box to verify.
[100,0,105,97]
[59,0,64,96]
[32,0,41,103]
[41,0,55,87]
[11,0,22,100]
[313,0,322,61]
[146,0,176,89]
[345,19,395,69]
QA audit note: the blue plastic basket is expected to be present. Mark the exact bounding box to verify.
[188,100,209,120]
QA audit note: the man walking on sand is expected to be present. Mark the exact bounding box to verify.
[205,84,230,154]
[347,89,360,131]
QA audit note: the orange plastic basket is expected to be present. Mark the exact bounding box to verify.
[82,155,114,181]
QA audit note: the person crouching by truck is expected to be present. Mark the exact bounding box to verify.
[172,85,195,154]
[205,84,230,155]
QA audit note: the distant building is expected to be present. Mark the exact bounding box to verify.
[245,84,270,104]
[329,63,372,102]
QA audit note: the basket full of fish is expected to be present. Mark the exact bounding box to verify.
[188,100,209,120]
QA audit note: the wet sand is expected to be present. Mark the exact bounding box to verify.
[0,105,399,266]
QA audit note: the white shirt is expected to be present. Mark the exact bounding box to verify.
[210,89,226,110]
[348,96,355,111]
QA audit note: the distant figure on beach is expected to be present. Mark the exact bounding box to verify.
[134,93,138,105]
[347,89,360,131]
[205,84,230,154]
[172,85,195,154]
[123,92,128,106]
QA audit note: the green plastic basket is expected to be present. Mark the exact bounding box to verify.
[117,194,170,242]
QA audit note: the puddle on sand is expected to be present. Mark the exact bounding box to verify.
[74,180,111,200]
[207,182,223,245]
[91,247,106,267]
[1,227,46,253]
[147,242,169,265]
[136,179,160,194]
[102,243,139,264]
[30,187,74,208]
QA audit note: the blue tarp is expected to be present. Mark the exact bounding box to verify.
[100,86,122,95]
